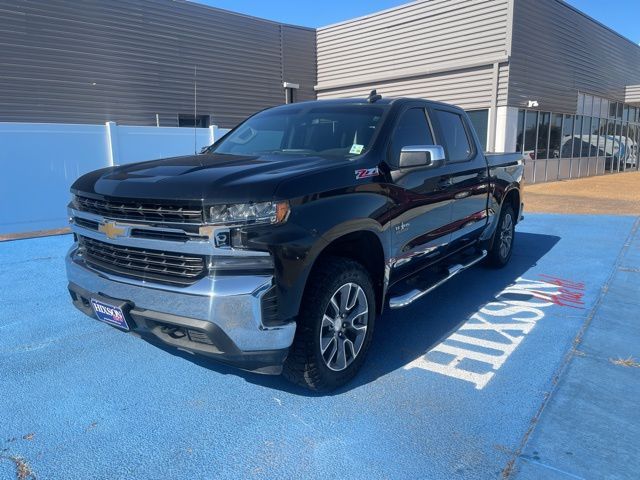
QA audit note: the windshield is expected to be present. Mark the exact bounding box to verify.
[211,105,386,158]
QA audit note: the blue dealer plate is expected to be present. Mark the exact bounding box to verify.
[90,298,129,330]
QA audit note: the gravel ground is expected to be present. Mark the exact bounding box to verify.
[525,171,640,215]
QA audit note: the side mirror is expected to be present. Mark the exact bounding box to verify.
[399,145,446,168]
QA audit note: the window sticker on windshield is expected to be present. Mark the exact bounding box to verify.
[349,144,364,155]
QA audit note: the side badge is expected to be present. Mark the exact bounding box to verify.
[394,222,410,234]
[355,167,379,179]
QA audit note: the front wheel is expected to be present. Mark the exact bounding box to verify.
[486,204,515,268]
[283,256,376,391]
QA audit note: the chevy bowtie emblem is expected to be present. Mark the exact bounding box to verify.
[99,221,126,239]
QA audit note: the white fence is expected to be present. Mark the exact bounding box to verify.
[0,122,229,235]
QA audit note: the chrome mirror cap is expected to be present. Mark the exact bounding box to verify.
[399,145,446,168]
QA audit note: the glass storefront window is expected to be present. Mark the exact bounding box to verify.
[591,118,601,157]
[602,119,614,172]
[622,123,632,170]
[627,124,637,170]
[549,113,563,158]
[601,119,609,159]
[573,116,583,158]
[561,115,575,158]
[592,97,601,119]
[581,116,591,157]
[577,93,585,114]
[537,112,550,159]
[601,99,609,119]
[524,110,538,157]
[609,101,618,119]
[615,121,623,171]
[517,97,638,169]
[584,95,593,117]
[516,109,525,153]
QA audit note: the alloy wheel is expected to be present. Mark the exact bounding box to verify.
[319,282,369,372]
[499,213,514,259]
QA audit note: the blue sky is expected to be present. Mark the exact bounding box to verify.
[194,0,639,43]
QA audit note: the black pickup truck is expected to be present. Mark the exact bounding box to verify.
[66,93,524,391]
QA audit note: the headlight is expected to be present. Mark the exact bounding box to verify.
[207,201,289,225]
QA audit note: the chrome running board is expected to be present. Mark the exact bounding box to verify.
[388,250,487,309]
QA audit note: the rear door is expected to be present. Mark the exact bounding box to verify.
[387,105,453,284]
[429,107,490,251]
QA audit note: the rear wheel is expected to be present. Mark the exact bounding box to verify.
[486,204,515,268]
[283,256,376,391]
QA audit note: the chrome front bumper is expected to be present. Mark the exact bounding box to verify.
[66,247,296,367]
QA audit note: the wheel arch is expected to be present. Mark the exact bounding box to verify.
[503,187,521,222]
[307,227,387,318]
[481,184,521,250]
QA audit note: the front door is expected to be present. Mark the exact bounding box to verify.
[387,106,453,285]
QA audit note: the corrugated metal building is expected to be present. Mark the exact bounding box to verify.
[1,0,639,181]
[317,0,640,181]
[0,0,316,128]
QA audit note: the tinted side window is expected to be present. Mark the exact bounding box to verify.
[434,110,473,162]
[389,108,434,164]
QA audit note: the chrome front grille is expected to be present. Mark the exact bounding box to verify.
[78,235,206,285]
[74,195,203,224]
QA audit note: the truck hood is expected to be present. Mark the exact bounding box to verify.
[72,153,342,204]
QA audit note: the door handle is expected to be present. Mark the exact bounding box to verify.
[437,178,452,190]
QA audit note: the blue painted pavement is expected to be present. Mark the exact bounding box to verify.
[0,214,638,479]
[513,217,640,480]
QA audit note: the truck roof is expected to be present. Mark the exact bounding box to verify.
[270,96,462,111]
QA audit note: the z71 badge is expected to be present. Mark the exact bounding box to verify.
[355,167,379,179]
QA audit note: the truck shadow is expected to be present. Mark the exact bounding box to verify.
[151,230,560,396]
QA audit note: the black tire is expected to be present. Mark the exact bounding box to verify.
[283,256,376,392]
[486,203,515,268]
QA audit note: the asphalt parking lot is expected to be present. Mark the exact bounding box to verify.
[1,212,639,479]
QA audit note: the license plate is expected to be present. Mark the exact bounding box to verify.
[90,298,129,331]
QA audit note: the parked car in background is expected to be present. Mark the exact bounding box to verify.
[558,134,637,170]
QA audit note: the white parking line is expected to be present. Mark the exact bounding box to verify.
[404,276,585,389]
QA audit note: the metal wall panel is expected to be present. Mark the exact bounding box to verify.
[317,65,496,111]
[0,0,316,127]
[558,159,571,179]
[509,0,640,113]
[281,26,317,103]
[570,159,580,178]
[625,85,640,104]
[497,63,510,106]
[578,158,589,177]
[546,158,559,182]
[533,160,547,183]
[316,0,510,108]
[523,160,534,184]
